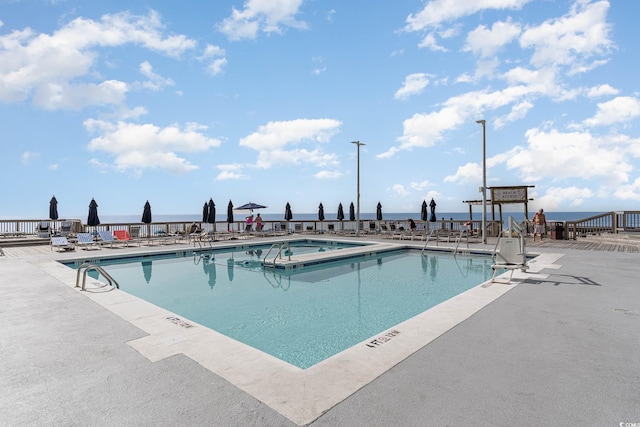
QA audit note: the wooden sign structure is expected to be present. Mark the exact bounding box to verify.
[464,185,534,234]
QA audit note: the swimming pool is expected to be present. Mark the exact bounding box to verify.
[68,241,496,369]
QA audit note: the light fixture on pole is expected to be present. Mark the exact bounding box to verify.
[351,140,365,236]
[475,119,487,244]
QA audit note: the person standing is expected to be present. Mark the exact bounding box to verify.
[532,208,547,242]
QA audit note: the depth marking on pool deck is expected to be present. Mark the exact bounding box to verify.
[366,330,401,348]
[43,242,565,426]
[165,316,194,328]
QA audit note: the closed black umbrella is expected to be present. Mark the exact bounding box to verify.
[318,203,325,221]
[208,198,216,235]
[142,200,152,224]
[349,202,355,221]
[87,198,100,227]
[49,196,59,220]
[227,200,234,231]
[337,203,344,221]
[376,202,383,221]
[207,199,216,224]
[429,198,437,222]
[284,202,293,221]
[202,202,208,223]
[421,200,428,221]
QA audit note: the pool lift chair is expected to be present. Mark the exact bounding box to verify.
[490,217,529,284]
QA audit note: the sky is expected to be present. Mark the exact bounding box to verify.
[1,0,639,219]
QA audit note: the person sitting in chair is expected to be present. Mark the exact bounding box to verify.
[245,214,254,232]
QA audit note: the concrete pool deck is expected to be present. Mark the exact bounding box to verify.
[1,237,639,426]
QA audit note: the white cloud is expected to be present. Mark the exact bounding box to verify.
[405,0,531,32]
[239,118,342,169]
[464,19,521,58]
[394,73,431,100]
[614,177,640,201]
[410,180,431,191]
[84,119,221,174]
[444,162,482,184]
[536,186,594,210]
[0,11,196,108]
[494,100,533,128]
[215,163,248,180]
[583,96,640,127]
[586,84,619,98]
[505,128,632,185]
[417,33,447,52]
[217,0,307,41]
[389,184,410,197]
[519,0,613,74]
[21,151,39,165]
[199,44,227,75]
[315,170,342,179]
[138,61,175,91]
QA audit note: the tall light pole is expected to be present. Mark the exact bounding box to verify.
[475,120,487,244]
[351,141,365,236]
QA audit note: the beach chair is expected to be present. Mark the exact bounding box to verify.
[294,223,303,233]
[98,230,126,248]
[114,229,138,246]
[491,237,528,284]
[51,236,75,252]
[76,232,99,250]
[37,221,51,238]
[60,221,72,237]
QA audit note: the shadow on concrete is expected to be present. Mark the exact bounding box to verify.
[522,274,602,287]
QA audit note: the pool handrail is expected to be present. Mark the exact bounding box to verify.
[75,262,120,291]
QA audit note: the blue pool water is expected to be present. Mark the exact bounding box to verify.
[69,243,495,369]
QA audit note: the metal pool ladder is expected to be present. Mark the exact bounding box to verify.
[263,242,291,268]
[75,262,119,291]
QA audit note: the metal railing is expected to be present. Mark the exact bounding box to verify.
[565,211,640,239]
[75,262,119,291]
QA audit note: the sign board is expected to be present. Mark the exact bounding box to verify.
[491,187,528,203]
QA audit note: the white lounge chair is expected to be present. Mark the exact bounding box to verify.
[76,232,99,250]
[51,236,75,252]
[98,230,125,248]
[491,237,528,283]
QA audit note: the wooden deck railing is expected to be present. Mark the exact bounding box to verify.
[0,218,504,239]
[565,211,640,239]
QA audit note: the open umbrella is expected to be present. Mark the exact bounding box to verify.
[202,202,208,223]
[318,203,325,221]
[421,200,428,221]
[87,198,100,227]
[337,203,344,221]
[142,200,152,224]
[376,202,383,221]
[349,202,355,221]
[235,202,267,212]
[284,202,293,221]
[227,200,234,231]
[49,196,59,220]
[429,198,437,222]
